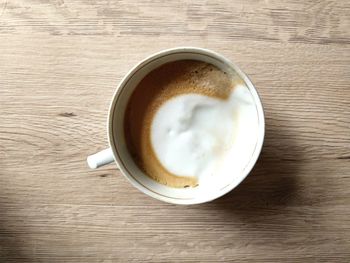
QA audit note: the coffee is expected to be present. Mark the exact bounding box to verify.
[124,60,258,188]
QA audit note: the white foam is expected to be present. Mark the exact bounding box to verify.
[150,85,259,188]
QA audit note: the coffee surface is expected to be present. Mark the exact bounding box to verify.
[124,60,258,188]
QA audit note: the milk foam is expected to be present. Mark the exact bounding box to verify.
[150,84,258,188]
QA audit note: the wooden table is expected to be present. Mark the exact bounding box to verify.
[1,0,349,262]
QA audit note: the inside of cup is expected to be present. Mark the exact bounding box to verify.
[110,49,264,204]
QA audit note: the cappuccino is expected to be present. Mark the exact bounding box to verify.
[124,60,258,188]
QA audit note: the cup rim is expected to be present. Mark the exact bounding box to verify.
[107,47,265,205]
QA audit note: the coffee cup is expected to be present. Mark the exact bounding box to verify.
[87,47,265,204]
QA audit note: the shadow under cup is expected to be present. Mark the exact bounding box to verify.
[109,48,265,204]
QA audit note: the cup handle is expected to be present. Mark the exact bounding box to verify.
[87,148,115,169]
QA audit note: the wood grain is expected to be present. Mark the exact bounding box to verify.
[0,0,349,262]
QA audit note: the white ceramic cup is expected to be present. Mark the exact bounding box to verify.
[87,47,265,205]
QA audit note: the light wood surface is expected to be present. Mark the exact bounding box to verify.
[1,0,349,262]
